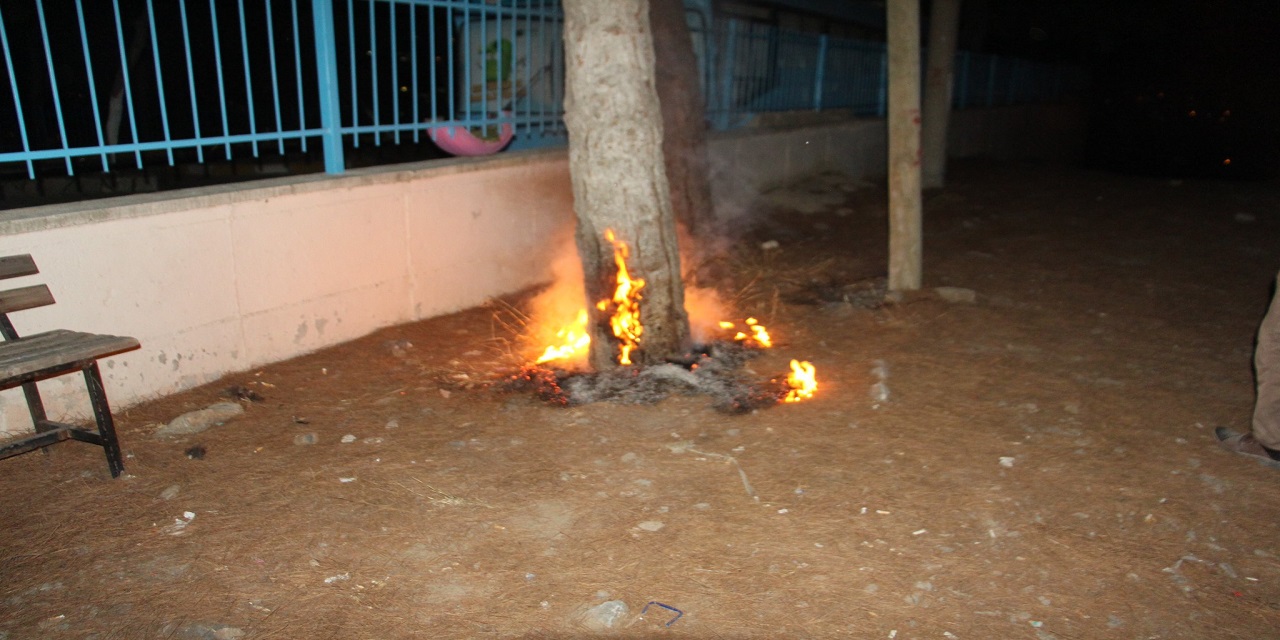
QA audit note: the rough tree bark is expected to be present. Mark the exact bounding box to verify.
[562,0,691,370]
[649,0,718,270]
[922,0,962,189]
[887,0,923,291]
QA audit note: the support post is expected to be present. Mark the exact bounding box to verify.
[311,0,344,174]
[887,0,922,292]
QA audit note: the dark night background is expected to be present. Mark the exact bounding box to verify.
[2,0,1278,192]
[958,0,1280,178]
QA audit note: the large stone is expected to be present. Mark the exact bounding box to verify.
[155,402,244,437]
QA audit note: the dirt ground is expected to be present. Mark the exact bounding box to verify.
[3,160,1280,639]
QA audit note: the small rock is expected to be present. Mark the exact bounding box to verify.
[1000,456,1016,468]
[155,402,244,437]
[340,434,357,444]
[184,445,207,460]
[294,433,318,445]
[637,520,665,532]
[159,484,181,501]
[935,286,977,304]
[579,600,629,631]
[760,240,780,250]
[385,419,399,429]
[362,437,384,445]
[620,452,639,464]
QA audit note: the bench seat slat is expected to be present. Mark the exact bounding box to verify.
[0,330,140,384]
[0,255,38,280]
[0,284,56,314]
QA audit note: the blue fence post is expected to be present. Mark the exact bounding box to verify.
[311,0,344,174]
[813,34,827,111]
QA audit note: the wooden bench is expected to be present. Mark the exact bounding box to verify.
[0,255,141,478]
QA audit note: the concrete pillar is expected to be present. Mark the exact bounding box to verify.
[887,0,923,292]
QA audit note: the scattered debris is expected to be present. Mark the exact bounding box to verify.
[294,433,318,445]
[225,385,264,403]
[155,402,245,437]
[641,601,684,627]
[636,521,665,532]
[159,484,181,501]
[323,572,350,584]
[161,511,196,536]
[578,600,630,631]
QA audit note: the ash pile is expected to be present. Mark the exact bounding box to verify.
[504,341,791,414]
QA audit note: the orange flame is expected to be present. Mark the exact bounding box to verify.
[783,359,817,402]
[535,309,590,364]
[603,229,645,365]
[534,230,646,366]
[721,317,773,348]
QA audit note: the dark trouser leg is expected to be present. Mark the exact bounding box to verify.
[1253,273,1280,450]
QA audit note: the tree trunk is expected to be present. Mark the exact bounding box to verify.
[562,0,691,370]
[922,0,962,189]
[649,0,718,273]
[887,0,923,291]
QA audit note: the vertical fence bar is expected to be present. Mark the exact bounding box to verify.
[237,0,259,157]
[265,0,285,155]
[347,0,358,148]
[429,4,438,131]
[0,6,36,178]
[292,0,306,152]
[447,4,454,131]
[813,33,827,111]
[368,0,379,146]
[462,6,469,129]
[73,0,108,172]
[110,0,142,167]
[391,0,400,144]
[956,50,969,109]
[312,0,345,173]
[179,0,204,163]
[412,2,420,142]
[208,0,232,158]
[145,0,174,165]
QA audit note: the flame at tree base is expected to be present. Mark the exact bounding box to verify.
[521,229,818,407]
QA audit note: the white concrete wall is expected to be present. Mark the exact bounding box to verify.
[0,154,576,434]
[0,104,1082,435]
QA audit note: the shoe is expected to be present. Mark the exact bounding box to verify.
[1215,427,1280,467]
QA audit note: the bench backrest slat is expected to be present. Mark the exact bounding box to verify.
[0,285,56,316]
[0,255,38,281]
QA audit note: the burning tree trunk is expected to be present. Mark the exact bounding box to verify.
[650,0,719,270]
[562,0,691,370]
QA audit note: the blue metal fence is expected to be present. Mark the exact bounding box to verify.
[0,0,1083,185]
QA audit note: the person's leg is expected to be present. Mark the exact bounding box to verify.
[1251,273,1280,449]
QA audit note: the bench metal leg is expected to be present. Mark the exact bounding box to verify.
[83,363,125,478]
[20,380,51,432]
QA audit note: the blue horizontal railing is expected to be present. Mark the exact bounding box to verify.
[0,0,1083,185]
